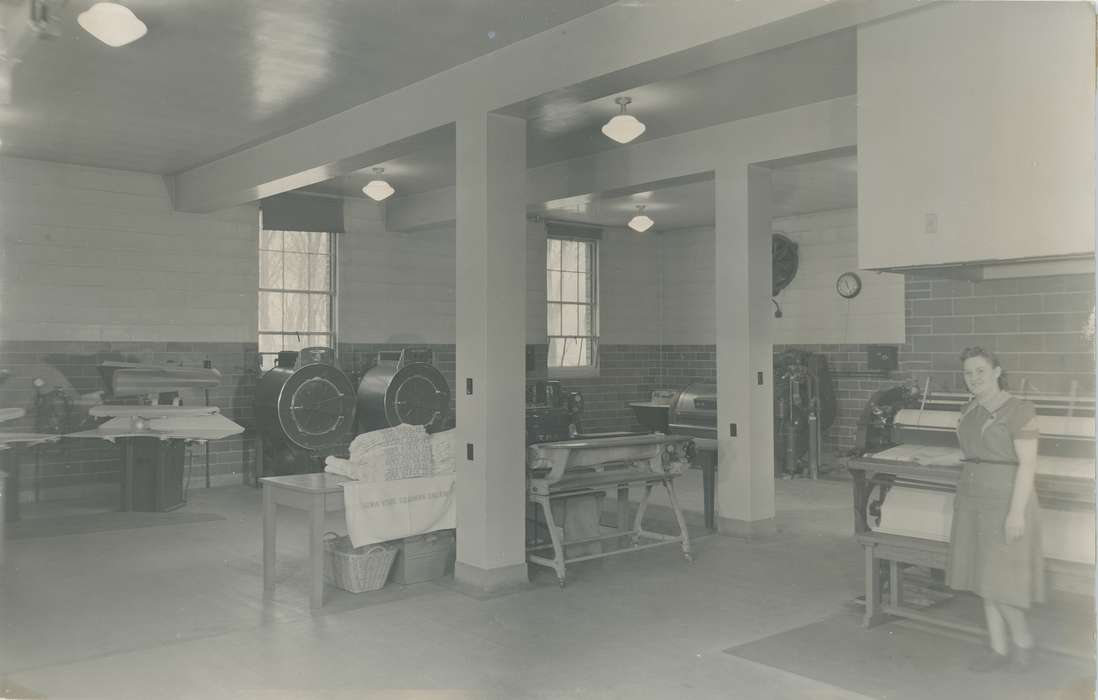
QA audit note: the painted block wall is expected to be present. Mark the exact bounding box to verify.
[658,210,906,346]
[858,1,1095,268]
[0,157,261,496]
[339,199,456,345]
[0,157,258,342]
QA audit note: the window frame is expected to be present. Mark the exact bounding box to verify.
[258,229,338,370]
[546,234,600,378]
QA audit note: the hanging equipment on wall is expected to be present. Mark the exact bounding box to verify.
[771,233,799,297]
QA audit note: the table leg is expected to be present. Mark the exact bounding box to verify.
[3,450,20,523]
[863,544,885,628]
[702,460,716,532]
[309,494,325,608]
[120,441,134,512]
[889,560,903,609]
[262,483,275,592]
[616,486,629,532]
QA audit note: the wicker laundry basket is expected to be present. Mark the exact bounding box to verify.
[323,533,398,593]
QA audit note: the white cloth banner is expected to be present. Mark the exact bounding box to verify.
[342,473,457,547]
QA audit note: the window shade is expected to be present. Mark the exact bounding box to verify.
[261,193,345,233]
[545,221,602,241]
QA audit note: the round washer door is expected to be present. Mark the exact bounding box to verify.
[385,363,451,433]
[277,363,356,450]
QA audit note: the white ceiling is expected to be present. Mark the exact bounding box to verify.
[3,2,859,223]
[0,0,614,173]
[302,30,856,200]
[528,154,858,232]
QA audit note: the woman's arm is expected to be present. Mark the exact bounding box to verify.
[1005,437,1038,541]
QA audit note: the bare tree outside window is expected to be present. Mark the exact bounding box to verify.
[258,230,335,369]
[546,237,598,368]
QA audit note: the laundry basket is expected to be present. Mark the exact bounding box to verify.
[323,533,398,593]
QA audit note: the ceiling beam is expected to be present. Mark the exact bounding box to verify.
[384,96,857,231]
[170,0,929,213]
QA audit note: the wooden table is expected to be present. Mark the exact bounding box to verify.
[261,473,349,608]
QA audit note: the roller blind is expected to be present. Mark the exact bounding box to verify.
[545,221,602,241]
[261,193,345,233]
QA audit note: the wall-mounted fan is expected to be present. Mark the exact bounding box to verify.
[772,234,799,296]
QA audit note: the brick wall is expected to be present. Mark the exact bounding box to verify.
[0,341,258,499]
[785,272,1096,459]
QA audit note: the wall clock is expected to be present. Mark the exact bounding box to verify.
[836,272,862,299]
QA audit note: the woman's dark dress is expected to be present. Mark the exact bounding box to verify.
[945,393,1045,608]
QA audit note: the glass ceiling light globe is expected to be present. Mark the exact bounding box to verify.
[78,3,148,48]
[362,168,395,201]
[602,96,646,144]
[602,114,646,144]
[628,206,654,232]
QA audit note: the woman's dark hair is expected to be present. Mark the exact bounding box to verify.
[960,346,1008,389]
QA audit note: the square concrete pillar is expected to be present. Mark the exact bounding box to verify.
[714,165,776,538]
[453,112,529,593]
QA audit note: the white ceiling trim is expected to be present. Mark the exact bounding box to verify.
[170,0,926,214]
[384,96,856,231]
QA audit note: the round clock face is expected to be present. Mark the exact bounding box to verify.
[836,272,862,299]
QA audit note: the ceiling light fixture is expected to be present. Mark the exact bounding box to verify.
[601,96,646,144]
[627,205,654,233]
[78,2,147,47]
[362,167,395,201]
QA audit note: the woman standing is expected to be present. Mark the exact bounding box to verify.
[947,347,1044,671]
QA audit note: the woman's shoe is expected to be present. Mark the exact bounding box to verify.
[968,649,1011,672]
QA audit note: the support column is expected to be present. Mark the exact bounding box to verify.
[453,112,529,594]
[714,165,776,538]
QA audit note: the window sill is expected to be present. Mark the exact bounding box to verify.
[548,366,600,380]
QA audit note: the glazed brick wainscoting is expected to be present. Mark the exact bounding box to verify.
[543,272,1094,462]
[523,344,715,434]
[782,272,1096,459]
[0,341,258,501]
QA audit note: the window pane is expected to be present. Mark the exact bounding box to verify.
[306,334,332,349]
[258,292,283,332]
[308,294,330,333]
[283,231,310,253]
[547,338,564,368]
[577,242,589,273]
[547,303,561,336]
[259,230,282,251]
[561,304,578,335]
[561,337,582,367]
[259,251,282,289]
[561,240,578,271]
[561,272,579,302]
[304,231,328,255]
[283,292,308,331]
[282,252,309,290]
[547,270,561,301]
[547,239,561,270]
[582,273,593,303]
[577,305,590,335]
[308,254,331,292]
[258,334,282,354]
[283,334,307,352]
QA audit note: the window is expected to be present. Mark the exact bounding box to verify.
[258,230,335,369]
[546,236,598,368]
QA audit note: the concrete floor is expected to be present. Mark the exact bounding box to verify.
[0,473,1091,699]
